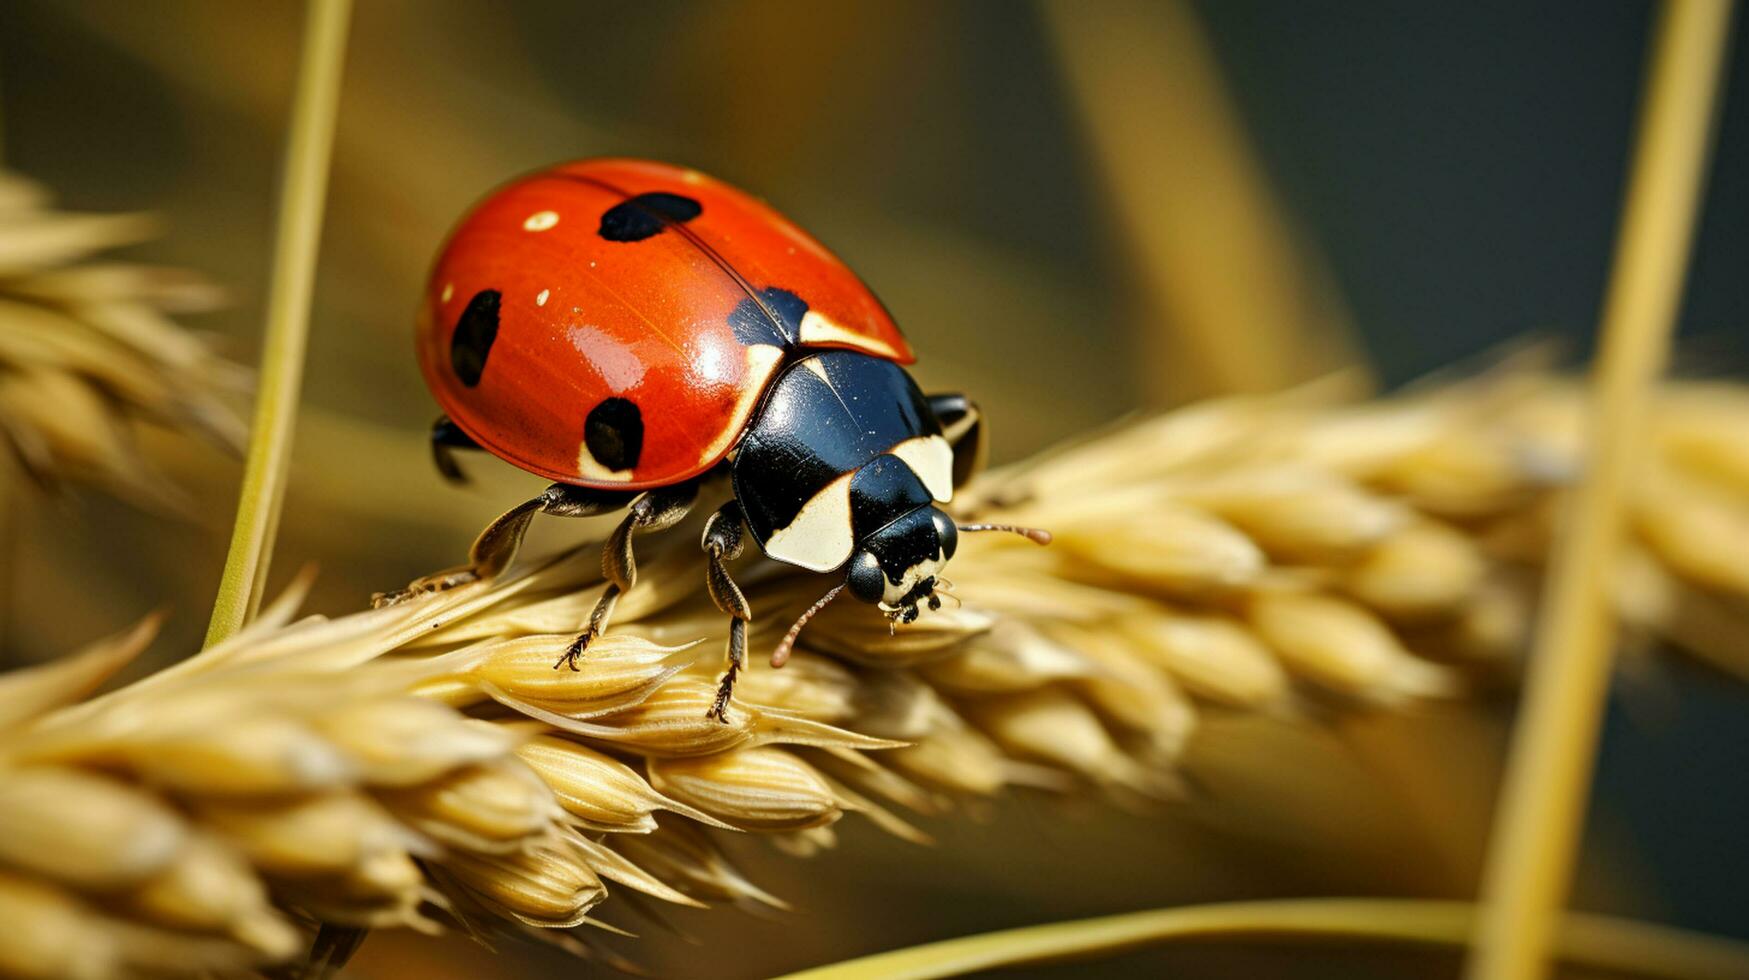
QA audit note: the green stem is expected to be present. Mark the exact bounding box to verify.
[772,898,1749,980]
[204,0,352,647]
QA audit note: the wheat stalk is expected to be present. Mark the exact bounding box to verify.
[2,366,1748,978]
[203,0,350,644]
[1469,4,1734,976]
[774,898,1749,980]
[0,171,247,508]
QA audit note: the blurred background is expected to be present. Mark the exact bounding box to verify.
[0,1,1746,976]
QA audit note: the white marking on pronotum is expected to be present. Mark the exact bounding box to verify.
[693,344,785,467]
[537,289,550,307]
[523,210,560,232]
[887,435,955,503]
[798,310,900,358]
[766,435,953,572]
[765,471,856,572]
[441,283,454,303]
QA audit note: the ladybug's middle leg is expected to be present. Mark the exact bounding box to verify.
[375,482,636,607]
[555,482,699,671]
[700,501,752,722]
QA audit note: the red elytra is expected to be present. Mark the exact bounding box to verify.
[416,158,915,490]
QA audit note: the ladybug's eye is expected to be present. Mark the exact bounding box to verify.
[846,552,886,604]
[931,509,958,560]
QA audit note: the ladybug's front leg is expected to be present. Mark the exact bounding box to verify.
[555,482,699,671]
[700,501,752,722]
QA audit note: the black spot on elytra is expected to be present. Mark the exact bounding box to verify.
[584,397,644,471]
[449,289,500,387]
[597,192,703,243]
[727,286,808,347]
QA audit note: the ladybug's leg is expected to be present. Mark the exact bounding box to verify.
[556,482,699,671]
[928,393,985,490]
[700,501,752,722]
[374,482,636,606]
[430,415,479,485]
[470,482,639,579]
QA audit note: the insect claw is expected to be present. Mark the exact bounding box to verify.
[553,631,593,671]
[708,669,738,723]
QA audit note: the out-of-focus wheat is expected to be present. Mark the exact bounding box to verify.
[0,172,246,505]
[4,370,1749,977]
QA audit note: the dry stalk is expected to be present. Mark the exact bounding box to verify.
[2,369,1748,978]
[1469,4,1734,976]
[0,172,247,506]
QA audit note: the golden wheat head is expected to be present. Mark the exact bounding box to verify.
[4,369,1749,978]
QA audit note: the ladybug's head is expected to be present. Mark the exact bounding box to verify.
[845,506,958,622]
[770,507,1051,671]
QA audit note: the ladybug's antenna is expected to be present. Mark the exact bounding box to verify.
[956,523,1053,546]
[771,583,846,669]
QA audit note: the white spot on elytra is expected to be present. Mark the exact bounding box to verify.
[441,283,454,302]
[798,310,900,358]
[536,289,550,306]
[523,210,560,232]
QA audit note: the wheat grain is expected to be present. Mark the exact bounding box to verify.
[646,747,843,832]
[514,734,721,833]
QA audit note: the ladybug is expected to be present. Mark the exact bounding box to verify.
[415,159,1046,720]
